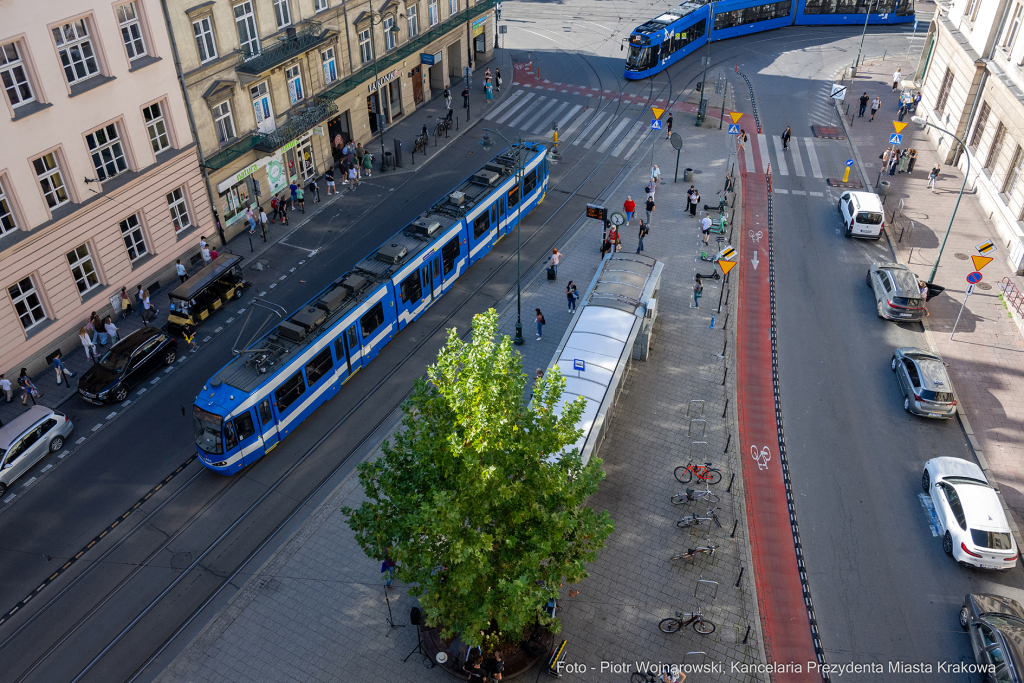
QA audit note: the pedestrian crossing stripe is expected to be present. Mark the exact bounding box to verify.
[889,133,903,145]
[728,123,740,134]
[652,107,665,120]
[718,260,737,275]
[651,119,662,130]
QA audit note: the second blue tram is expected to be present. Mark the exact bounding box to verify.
[193,144,548,474]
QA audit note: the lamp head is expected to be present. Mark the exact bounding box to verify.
[911,115,926,125]
[479,133,494,151]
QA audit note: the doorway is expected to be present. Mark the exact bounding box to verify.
[446,42,462,80]
[412,66,423,105]
[474,33,485,54]
[428,51,444,91]
[367,92,380,134]
[387,79,402,120]
[327,112,350,162]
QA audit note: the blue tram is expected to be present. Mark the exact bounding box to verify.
[192,144,549,474]
[624,0,913,79]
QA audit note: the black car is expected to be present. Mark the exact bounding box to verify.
[78,327,178,404]
[960,593,1024,682]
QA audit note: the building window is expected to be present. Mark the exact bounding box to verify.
[359,28,372,63]
[408,6,419,36]
[33,152,68,210]
[1006,4,1023,49]
[0,179,17,235]
[321,47,337,83]
[429,0,438,25]
[67,244,100,295]
[1,42,35,108]
[213,100,235,143]
[970,101,990,148]
[117,2,147,61]
[193,17,218,63]
[53,19,100,85]
[143,101,170,154]
[384,16,397,50]
[9,277,46,331]
[235,1,260,57]
[987,121,1006,169]
[167,187,191,231]
[120,213,148,262]
[1004,145,1024,195]
[273,0,291,28]
[286,64,303,104]
[86,123,128,181]
[449,0,458,15]
[934,68,954,115]
[966,0,983,20]
[315,0,329,11]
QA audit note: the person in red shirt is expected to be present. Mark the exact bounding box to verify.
[623,196,635,226]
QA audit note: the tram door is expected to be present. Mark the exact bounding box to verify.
[421,264,433,303]
[430,254,443,296]
[256,398,279,453]
[229,410,264,466]
[497,195,507,237]
[336,323,363,378]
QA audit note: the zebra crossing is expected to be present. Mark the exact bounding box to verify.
[482,89,654,159]
[742,132,826,187]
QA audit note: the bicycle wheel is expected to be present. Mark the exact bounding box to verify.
[693,617,716,635]
[658,617,683,633]
[703,492,721,504]
[670,493,688,505]
[702,468,723,485]
[677,517,697,529]
[674,465,693,484]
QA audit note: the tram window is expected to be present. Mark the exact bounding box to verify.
[713,0,791,29]
[234,412,256,441]
[896,0,913,16]
[508,183,520,208]
[275,371,307,413]
[490,203,497,225]
[660,41,670,61]
[258,399,273,425]
[473,210,491,239]
[305,347,334,385]
[224,420,238,451]
[442,237,459,274]
[400,270,423,303]
[626,44,644,68]
[523,169,538,195]
[347,325,359,351]
[360,301,386,338]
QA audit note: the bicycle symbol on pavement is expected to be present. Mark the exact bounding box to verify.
[748,230,763,243]
[750,445,772,470]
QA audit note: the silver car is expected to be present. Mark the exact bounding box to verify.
[0,406,74,497]
[866,262,925,321]
[891,347,957,418]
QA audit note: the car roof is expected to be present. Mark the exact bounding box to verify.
[113,326,162,352]
[849,191,883,211]
[888,269,920,294]
[953,483,1011,531]
[932,456,988,483]
[0,406,55,449]
[917,358,951,389]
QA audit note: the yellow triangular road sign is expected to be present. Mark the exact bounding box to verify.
[893,121,908,134]
[718,260,737,275]
[972,255,994,271]
[652,107,665,120]
[729,112,743,123]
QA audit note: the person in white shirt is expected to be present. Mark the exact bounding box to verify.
[892,68,902,91]
[496,1,503,19]
[176,259,188,283]
[701,213,713,245]
[0,374,11,403]
[651,165,661,186]
[550,248,562,279]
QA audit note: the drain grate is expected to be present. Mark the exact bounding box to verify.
[977,282,993,290]
[954,253,970,260]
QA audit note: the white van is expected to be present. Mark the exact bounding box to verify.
[838,191,885,239]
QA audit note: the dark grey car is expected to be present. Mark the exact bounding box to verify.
[866,262,925,321]
[891,347,956,418]
[960,593,1024,682]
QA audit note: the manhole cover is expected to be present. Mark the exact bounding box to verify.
[977,282,993,290]
[954,253,970,260]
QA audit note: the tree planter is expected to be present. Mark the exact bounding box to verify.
[422,624,554,680]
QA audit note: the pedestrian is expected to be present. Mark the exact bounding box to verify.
[782,126,791,151]
[623,196,635,225]
[270,195,280,222]
[279,197,289,225]
[645,182,655,200]
[104,316,119,344]
[665,113,673,139]
[142,289,157,323]
[201,243,211,264]
[18,368,39,405]
[919,280,930,317]
[259,207,269,233]
[484,67,491,82]
[600,232,613,258]
[496,68,502,93]
[496,0,502,19]
[551,247,562,278]
[737,128,747,153]
[907,148,918,174]
[928,164,940,192]
[892,67,902,91]
[308,177,320,203]
[363,150,374,178]
[535,308,545,341]
[485,81,493,103]
[487,652,505,683]
[296,185,305,213]
[176,259,188,283]
[349,164,359,189]
[572,283,579,308]
[686,185,696,215]
[566,281,577,312]
[692,275,703,308]
[0,373,11,403]
[382,551,397,587]
[183,323,198,353]
[912,92,922,112]
[120,286,133,318]
[199,235,207,252]
[645,194,655,224]
[90,311,106,345]
[467,655,486,683]
[724,172,734,195]
[210,248,219,260]
[899,149,910,173]
[608,224,620,252]
[636,219,648,253]
[651,165,661,186]
[136,284,145,312]
[80,326,98,363]
[325,169,336,195]
[689,188,699,217]
[462,86,470,109]
[444,85,452,110]
[859,92,869,117]
[701,212,713,245]
[889,151,900,176]
[870,96,880,121]
[289,181,298,209]
[247,211,257,235]
[53,351,75,386]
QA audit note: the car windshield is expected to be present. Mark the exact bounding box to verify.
[944,476,989,486]
[98,348,131,373]
[193,405,224,455]
[921,390,954,402]
[985,614,1024,630]
[892,297,922,307]
[972,529,1014,549]
[626,46,655,70]
[857,211,883,224]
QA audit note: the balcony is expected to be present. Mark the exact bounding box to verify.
[237,21,330,76]
[253,95,338,152]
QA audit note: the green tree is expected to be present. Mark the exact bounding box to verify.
[343,309,613,647]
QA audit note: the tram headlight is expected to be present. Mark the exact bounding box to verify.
[212,461,228,467]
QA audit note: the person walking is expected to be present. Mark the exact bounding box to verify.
[485,81,493,103]
[651,165,661,186]
[325,169,336,195]
[308,177,320,204]
[918,280,931,317]
[737,128,747,153]
[270,195,280,222]
[142,289,157,323]
[279,196,289,225]
[701,212,713,245]
[566,281,577,313]
[535,308,545,341]
[898,101,909,122]
[53,351,75,386]
[724,172,735,195]
[636,219,648,253]
[462,86,470,109]
[18,368,39,405]
[176,259,188,283]
[645,194,655,224]
[898,149,910,173]
[892,67,902,91]
[496,0,502,19]
[247,211,257,235]
[104,316,119,344]
[608,224,620,252]
[296,185,305,213]
[444,85,452,110]
[183,323,198,353]
[665,113,673,139]
[348,164,359,189]
[80,326,98,364]
[259,207,269,233]
[120,286,133,318]
[689,188,699,217]
[550,247,562,278]
[90,311,106,345]
[201,242,212,264]
[686,185,696,215]
[623,196,635,226]
[859,92,869,117]
[928,164,940,192]
[363,150,374,178]
[692,275,703,308]
[907,148,918,174]
[496,69,502,93]
[870,96,881,121]
[1,374,12,403]
[289,181,298,209]
[782,126,792,151]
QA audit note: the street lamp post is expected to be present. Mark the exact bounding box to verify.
[912,115,971,283]
[697,0,714,124]
[480,129,525,345]
[368,11,399,172]
[853,0,876,72]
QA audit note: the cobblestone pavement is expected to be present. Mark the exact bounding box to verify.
[156,87,770,683]
[842,59,1024,530]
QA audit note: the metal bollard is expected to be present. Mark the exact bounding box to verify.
[726,472,735,492]
[730,519,738,538]
[735,566,744,588]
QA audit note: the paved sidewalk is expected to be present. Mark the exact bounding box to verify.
[843,58,1024,525]
[157,92,769,683]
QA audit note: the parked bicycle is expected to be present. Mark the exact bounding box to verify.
[671,535,718,562]
[658,598,716,634]
[677,506,722,530]
[674,461,722,485]
[670,479,720,506]
[434,111,453,137]
[414,125,429,154]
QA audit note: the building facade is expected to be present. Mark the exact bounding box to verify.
[163,0,496,240]
[0,0,214,378]
[916,0,1024,272]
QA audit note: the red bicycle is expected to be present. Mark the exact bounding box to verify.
[673,461,722,485]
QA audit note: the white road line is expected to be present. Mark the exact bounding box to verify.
[597,117,631,152]
[534,101,570,135]
[106,411,117,419]
[744,143,755,173]
[791,190,807,195]
[289,267,296,272]
[583,113,615,148]
[772,136,789,175]
[572,112,608,146]
[23,477,36,487]
[809,191,824,197]
[164,367,174,373]
[215,327,223,333]
[238,308,246,314]
[623,127,650,160]
[612,121,647,157]
[484,89,524,120]
[258,291,267,297]
[919,493,941,536]
[508,96,548,128]
[137,387,147,395]
[495,93,533,123]
[123,400,132,405]
[150,377,161,384]
[757,134,770,174]
[804,137,823,178]
[790,142,806,177]
[76,437,86,445]
[520,98,559,132]
[558,109,590,141]
[270,283,277,289]
[279,275,287,281]
[202,336,211,342]
[227,317,235,323]
[42,464,52,472]
[3,495,14,503]
[92,424,102,432]
[774,188,789,194]
[547,104,584,140]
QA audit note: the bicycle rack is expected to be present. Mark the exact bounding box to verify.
[688,419,706,439]
[696,577,719,602]
[690,441,709,462]
[686,399,705,418]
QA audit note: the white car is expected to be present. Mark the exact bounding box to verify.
[922,457,1018,570]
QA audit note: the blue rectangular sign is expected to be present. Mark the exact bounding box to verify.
[651,119,662,130]
[573,359,585,372]
[728,123,740,134]
[889,133,903,145]
[420,53,435,65]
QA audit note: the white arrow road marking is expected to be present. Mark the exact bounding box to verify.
[751,251,760,270]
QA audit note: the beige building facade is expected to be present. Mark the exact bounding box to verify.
[0,0,215,378]
[164,0,496,239]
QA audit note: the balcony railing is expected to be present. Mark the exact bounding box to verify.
[253,96,338,152]
[237,21,329,75]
